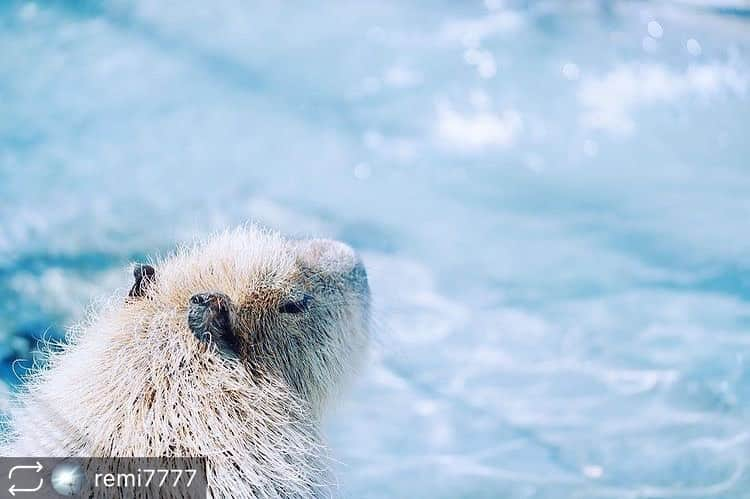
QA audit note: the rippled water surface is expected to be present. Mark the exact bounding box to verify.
[2,1,750,497]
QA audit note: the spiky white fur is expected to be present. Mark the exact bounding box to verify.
[1,226,370,498]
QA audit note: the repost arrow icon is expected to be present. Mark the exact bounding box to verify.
[8,462,43,479]
[8,478,44,496]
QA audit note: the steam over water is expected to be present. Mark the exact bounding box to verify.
[1,1,750,497]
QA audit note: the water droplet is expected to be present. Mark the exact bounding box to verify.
[582,465,604,479]
[562,63,580,81]
[686,38,702,56]
[647,20,663,39]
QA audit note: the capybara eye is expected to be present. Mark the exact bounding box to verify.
[278,294,312,314]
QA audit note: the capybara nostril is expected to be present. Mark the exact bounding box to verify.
[190,292,226,307]
[190,293,206,306]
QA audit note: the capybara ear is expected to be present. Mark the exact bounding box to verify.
[296,239,369,295]
[128,263,155,298]
[188,292,238,353]
[295,239,359,274]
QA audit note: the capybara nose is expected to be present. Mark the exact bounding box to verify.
[188,291,238,353]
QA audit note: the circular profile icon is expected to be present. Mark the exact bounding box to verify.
[51,462,85,496]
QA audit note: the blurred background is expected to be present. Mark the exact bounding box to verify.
[1,0,750,497]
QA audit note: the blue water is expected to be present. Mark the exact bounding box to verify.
[2,0,750,497]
